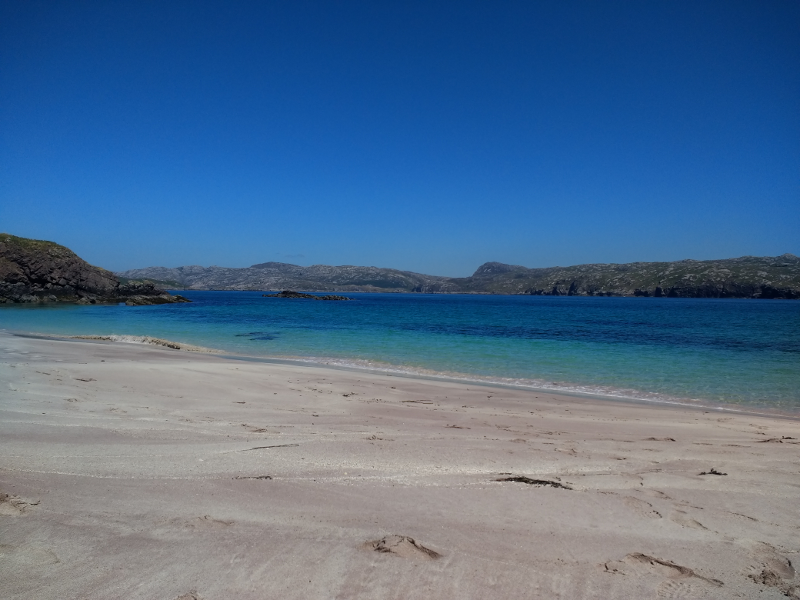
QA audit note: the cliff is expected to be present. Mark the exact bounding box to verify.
[0,234,190,305]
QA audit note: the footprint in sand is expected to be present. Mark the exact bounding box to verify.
[640,489,673,501]
[742,541,795,591]
[364,535,441,560]
[623,496,662,519]
[605,553,723,588]
[242,423,270,433]
[0,492,38,516]
[656,579,712,598]
[187,515,234,529]
[670,510,709,531]
[0,544,59,567]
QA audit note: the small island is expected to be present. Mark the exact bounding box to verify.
[262,290,351,301]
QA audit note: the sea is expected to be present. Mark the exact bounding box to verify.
[2,291,799,414]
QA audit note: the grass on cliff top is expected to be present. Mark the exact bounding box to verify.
[0,233,118,276]
[0,233,72,253]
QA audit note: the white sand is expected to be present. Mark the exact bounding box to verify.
[1,331,799,599]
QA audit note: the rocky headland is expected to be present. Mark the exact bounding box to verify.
[119,254,800,299]
[450,255,800,299]
[0,234,190,305]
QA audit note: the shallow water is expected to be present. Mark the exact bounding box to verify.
[2,292,799,412]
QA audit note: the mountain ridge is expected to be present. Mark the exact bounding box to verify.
[119,254,800,299]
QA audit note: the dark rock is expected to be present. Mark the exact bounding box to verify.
[117,281,190,305]
[0,233,190,305]
[262,290,351,301]
[496,476,572,489]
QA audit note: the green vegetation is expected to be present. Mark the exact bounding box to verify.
[1,233,73,255]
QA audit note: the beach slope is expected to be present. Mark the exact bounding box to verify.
[1,332,798,599]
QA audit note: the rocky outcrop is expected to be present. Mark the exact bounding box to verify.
[262,290,351,300]
[0,234,190,305]
[114,281,191,305]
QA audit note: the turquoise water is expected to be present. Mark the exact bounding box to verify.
[2,292,799,412]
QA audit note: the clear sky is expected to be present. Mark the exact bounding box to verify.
[1,1,798,276]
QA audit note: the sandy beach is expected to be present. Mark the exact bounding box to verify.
[1,331,799,599]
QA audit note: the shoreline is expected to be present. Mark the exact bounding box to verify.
[8,328,800,420]
[2,330,800,599]
[173,288,800,299]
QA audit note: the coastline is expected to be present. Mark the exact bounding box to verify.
[2,331,799,599]
[9,328,800,419]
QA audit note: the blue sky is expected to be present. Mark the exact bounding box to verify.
[1,1,798,276]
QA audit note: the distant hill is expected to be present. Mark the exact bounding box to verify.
[451,255,800,298]
[0,233,189,305]
[119,254,800,299]
[118,262,458,293]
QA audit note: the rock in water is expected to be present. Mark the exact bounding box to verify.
[0,233,190,305]
[262,290,351,300]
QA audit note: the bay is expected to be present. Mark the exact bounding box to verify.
[2,292,799,412]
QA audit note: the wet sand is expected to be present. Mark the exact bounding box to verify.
[1,331,799,599]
